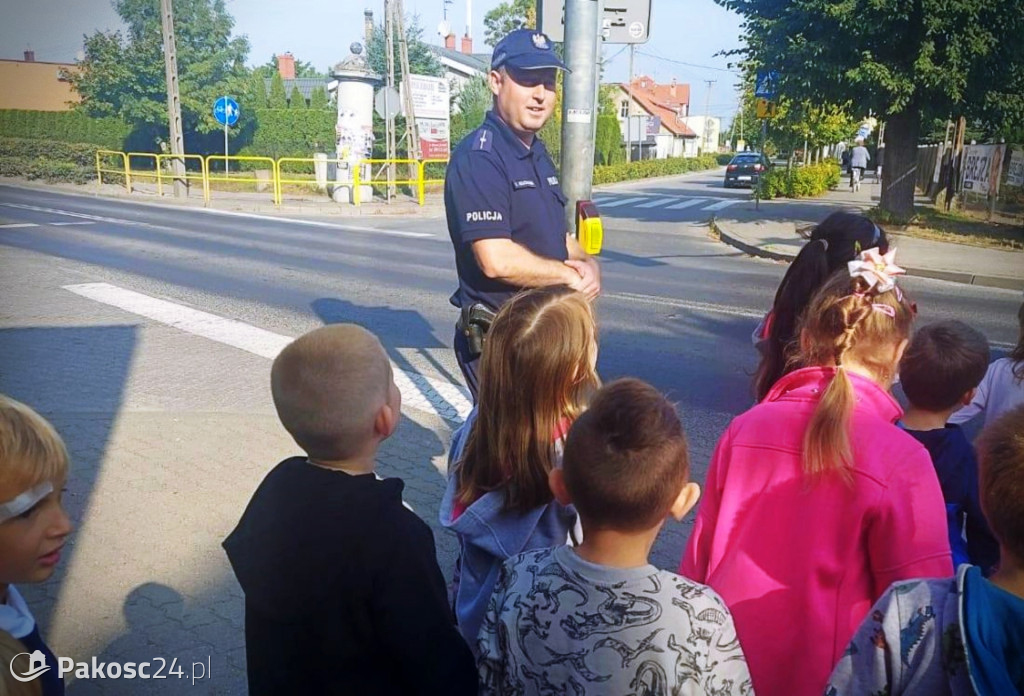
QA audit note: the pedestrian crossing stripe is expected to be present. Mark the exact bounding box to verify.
[665,199,707,210]
[636,197,679,208]
[595,196,648,208]
[593,195,744,212]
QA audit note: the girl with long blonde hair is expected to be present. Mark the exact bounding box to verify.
[681,249,952,696]
[439,285,599,648]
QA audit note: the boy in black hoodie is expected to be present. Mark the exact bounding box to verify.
[223,324,476,696]
[900,320,999,573]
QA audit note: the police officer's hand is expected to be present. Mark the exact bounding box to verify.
[565,258,601,300]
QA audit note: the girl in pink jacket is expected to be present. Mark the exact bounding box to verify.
[680,249,952,696]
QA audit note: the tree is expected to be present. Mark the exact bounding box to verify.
[721,0,1024,218]
[244,70,268,110]
[366,17,443,79]
[309,86,329,111]
[450,76,492,146]
[483,0,536,48]
[288,85,305,109]
[268,72,288,109]
[67,0,250,149]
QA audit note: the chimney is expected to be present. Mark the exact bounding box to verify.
[670,78,677,98]
[364,9,374,48]
[277,52,295,80]
[23,50,35,62]
[445,33,456,50]
[461,34,473,54]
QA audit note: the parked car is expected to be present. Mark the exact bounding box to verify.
[724,152,771,188]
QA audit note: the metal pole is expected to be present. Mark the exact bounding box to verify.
[702,79,715,154]
[756,118,766,210]
[626,44,634,162]
[160,0,185,197]
[224,121,229,177]
[385,0,396,199]
[560,0,601,235]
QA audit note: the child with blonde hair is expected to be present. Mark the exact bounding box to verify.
[0,395,73,696]
[681,249,952,696]
[440,284,600,648]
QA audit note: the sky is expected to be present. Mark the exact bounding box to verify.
[0,0,746,122]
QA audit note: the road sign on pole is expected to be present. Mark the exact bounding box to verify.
[213,96,239,176]
[539,0,651,44]
[756,98,776,119]
[754,70,778,99]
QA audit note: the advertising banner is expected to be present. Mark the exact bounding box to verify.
[961,144,1006,195]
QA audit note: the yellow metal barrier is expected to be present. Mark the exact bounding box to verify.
[205,155,278,206]
[353,158,419,206]
[95,150,130,192]
[418,159,449,206]
[275,157,344,206]
[156,154,210,204]
[126,152,161,194]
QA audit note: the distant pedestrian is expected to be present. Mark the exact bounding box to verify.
[682,250,952,696]
[478,379,752,694]
[223,325,477,696]
[840,147,851,173]
[850,138,870,190]
[0,395,73,696]
[752,211,889,401]
[440,285,600,650]
[950,299,1024,428]
[444,29,601,400]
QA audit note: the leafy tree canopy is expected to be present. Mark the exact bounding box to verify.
[483,0,536,48]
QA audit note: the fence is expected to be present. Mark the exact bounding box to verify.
[918,142,1024,224]
[92,151,447,207]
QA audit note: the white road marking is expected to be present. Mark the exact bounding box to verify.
[49,221,96,226]
[702,199,743,211]
[665,198,708,210]
[63,282,472,423]
[635,197,679,209]
[607,291,764,319]
[597,196,649,208]
[0,223,38,229]
[0,202,165,228]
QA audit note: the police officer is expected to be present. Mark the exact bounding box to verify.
[445,28,601,399]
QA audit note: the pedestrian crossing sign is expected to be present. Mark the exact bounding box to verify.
[756,98,776,119]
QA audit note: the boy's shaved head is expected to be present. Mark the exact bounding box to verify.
[271,324,392,460]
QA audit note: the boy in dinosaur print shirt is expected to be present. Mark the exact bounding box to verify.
[476,380,751,695]
[826,405,1024,696]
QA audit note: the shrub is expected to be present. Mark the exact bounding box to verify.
[716,153,734,165]
[592,154,720,185]
[756,160,840,199]
[0,137,102,167]
[0,110,129,149]
[0,156,94,184]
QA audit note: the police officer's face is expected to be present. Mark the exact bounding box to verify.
[490,67,558,138]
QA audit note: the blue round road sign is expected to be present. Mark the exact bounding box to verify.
[214,96,240,127]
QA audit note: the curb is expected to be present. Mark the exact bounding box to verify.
[710,218,1024,291]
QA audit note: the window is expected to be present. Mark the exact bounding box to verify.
[620,100,629,118]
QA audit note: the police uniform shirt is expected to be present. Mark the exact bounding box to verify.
[445,110,568,311]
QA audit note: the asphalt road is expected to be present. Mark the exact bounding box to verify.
[1,177,1019,447]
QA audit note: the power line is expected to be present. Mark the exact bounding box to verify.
[636,49,740,75]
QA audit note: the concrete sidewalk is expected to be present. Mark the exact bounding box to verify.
[712,176,1024,291]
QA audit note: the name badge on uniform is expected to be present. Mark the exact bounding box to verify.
[512,179,537,190]
[547,176,559,186]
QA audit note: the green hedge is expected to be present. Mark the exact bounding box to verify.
[757,160,841,199]
[593,154,720,185]
[0,137,102,167]
[0,155,94,184]
[247,109,335,162]
[716,153,734,165]
[0,110,129,149]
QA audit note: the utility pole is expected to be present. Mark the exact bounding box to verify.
[702,79,716,154]
[159,0,185,197]
[395,0,420,163]
[560,0,601,235]
[384,0,397,199]
[625,44,634,162]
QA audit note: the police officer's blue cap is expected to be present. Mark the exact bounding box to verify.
[491,29,568,72]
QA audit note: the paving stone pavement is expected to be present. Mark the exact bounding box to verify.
[0,245,693,694]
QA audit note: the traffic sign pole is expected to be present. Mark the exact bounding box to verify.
[224,122,229,177]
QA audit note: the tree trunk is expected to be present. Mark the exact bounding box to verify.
[879,110,920,221]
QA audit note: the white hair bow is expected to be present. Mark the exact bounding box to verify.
[848,247,905,293]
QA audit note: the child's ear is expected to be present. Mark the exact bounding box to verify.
[548,469,572,506]
[670,482,701,522]
[374,402,399,441]
[960,388,977,407]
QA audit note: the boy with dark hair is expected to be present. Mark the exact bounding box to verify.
[476,378,751,695]
[900,320,999,572]
[223,324,476,696]
[826,404,1024,695]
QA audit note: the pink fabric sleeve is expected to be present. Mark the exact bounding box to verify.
[867,446,954,594]
[679,426,733,580]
